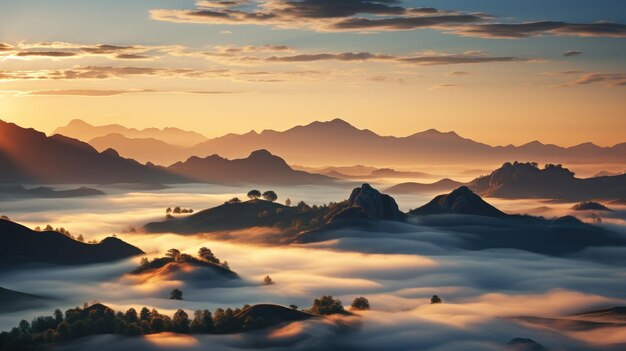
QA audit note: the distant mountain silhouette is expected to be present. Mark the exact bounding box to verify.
[0,120,186,184]
[166,149,336,185]
[571,201,612,211]
[385,178,465,195]
[0,219,143,267]
[54,119,207,147]
[186,118,626,166]
[89,133,185,165]
[468,162,626,201]
[0,287,46,312]
[0,183,104,199]
[410,186,506,217]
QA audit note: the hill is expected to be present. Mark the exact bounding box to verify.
[0,183,104,199]
[235,304,315,326]
[0,120,186,184]
[468,162,626,201]
[0,287,46,312]
[89,133,185,165]
[385,178,465,195]
[409,186,506,217]
[0,219,144,267]
[54,119,207,147]
[166,149,336,186]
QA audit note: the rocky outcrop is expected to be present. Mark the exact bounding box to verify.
[333,183,404,221]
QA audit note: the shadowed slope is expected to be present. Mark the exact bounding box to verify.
[0,120,186,184]
[0,219,144,267]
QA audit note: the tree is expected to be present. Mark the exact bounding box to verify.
[140,257,149,266]
[263,275,274,285]
[53,309,64,324]
[247,189,261,200]
[125,308,138,323]
[172,309,190,333]
[56,321,71,340]
[310,295,344,315]
[289,304,298,310]
[350,297,370,311]
[166,248,181,261]
[285,198,292,207]
[170,289,183,300]
[166,207,172,214]
[198,247,219,264]
[226,197,241,204]
[431,295,442,304]
[262,190,278,202]
[173,207,181,214]
[76,234,84,242]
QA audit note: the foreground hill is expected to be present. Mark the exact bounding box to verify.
[187,118,626,166]
[0,120,186,184]
[54,119,207,147]
[166,149,337,186]
[145,183,402,236]
[0,219,144,267]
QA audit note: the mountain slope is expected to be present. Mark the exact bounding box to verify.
[167,149,336,185]
[54,119,207,147]
[0,219,144,267]
[0,120,186,184]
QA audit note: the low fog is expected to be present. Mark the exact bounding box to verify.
[1,184,625,350]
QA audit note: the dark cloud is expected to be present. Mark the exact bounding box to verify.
[331,14,485,30]
[448,21,626,38]
[16,51,78,57]
[448,71,470,76]
[265,51,529,66]
[115,54,151,60]
[563,50,582,57]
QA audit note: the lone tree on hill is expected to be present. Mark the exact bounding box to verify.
[166,248,181,262]
[247,189,261,200]
[431,295,442,304]
[170,289,183,300]
[262,190,278,202]
[263,275,274,285]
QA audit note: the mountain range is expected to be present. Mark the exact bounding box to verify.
[54,119,207,147]
[52,118,626,166]
[0,120,335,186]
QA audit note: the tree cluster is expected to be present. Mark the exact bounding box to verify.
[247,189,278,202]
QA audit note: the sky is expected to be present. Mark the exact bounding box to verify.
[0,0,625,147]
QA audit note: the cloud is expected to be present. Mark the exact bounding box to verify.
[447,71,469,76]
[19,89,243,97]
[563,51,583,57]
[446,21,626,39]
[1,42,175,60]
[149,1,626,39]
[265,50,530,66]
[561,72,626,87]
[16,51,78,57]
[150,1,490,32]
[428,83,459,90]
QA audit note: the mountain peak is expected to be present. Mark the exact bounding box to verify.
[67,119,92,127]
[411,186,506,217]
[248,149,275,159]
